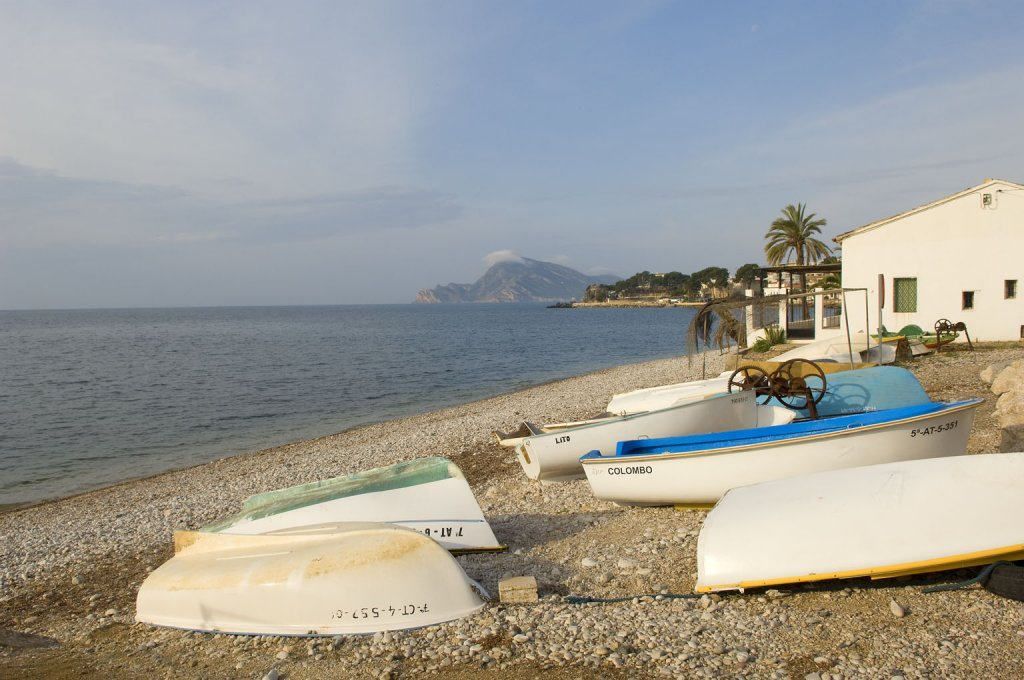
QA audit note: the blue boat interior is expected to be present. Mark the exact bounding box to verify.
[580,398,980,460]
[794,366,930,418]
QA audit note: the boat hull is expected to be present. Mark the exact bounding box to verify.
[582,401,979,506]
[517,391,771,483]
[201,458,501,552]
[696,453,1024,592]
[137,524,485,636]
[606,374,730,415]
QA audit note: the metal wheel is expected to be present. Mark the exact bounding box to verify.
[771,359,828,410]
[727,365,773,405]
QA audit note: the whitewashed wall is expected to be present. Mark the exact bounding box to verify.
[839,181,1024,341]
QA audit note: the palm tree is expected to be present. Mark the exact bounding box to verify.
[764,203,831,270]
[765,203,831,320]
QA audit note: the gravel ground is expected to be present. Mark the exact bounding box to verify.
[2,345,1024,679]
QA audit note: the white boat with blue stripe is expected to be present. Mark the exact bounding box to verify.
[581,389,981,507]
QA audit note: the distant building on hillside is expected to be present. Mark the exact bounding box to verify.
[835,178,1024,341]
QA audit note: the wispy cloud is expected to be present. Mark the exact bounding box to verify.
[0,159,463,248]
[482,249,524,267]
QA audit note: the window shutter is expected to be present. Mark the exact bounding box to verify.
[893,278,917,313]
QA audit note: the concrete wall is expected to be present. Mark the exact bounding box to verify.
[840,181,1024,341]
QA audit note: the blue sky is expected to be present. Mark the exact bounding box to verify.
[2,1,1023,308]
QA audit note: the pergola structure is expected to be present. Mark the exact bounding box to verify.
[756,263,841,291]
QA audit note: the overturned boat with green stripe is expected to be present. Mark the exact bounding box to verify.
[201,457,501,552]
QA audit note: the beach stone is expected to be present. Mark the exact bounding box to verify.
[990,361,1024,395]
[996,387,1024,415]
[616,558,637,570]
[275,649,289,660]
[980,361,1013,384]
[581,557,598,568]
[263,670,279,680]
[513,634,529,643]
[889,599,907,618]
[499,576,538,604]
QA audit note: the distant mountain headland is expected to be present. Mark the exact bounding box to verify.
[416,256,618,303]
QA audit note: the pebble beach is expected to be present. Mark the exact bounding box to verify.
[2,345,1024,679]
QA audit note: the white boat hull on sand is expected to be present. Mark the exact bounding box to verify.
[773,333,895,365]
[206,479,499,552]
[696,453,1024,592]
[605,373,731,415]
[517,391,794,483]
[137,524,485,636]
[200,458,501,552]
[582,400,979,506]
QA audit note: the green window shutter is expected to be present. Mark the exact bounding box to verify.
[893,278,917,313]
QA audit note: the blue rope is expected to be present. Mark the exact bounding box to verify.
[921,562,1010,593]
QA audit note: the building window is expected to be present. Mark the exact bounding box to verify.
[893,278,917,313]
[1006,280,1018,299]
[962,291,975,310]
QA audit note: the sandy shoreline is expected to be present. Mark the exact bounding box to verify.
[3,345,1024,679]
[0,351,719,586]
[0,351,694,518]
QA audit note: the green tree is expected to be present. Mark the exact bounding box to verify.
[734,263,761,286]
[691,266,730,298]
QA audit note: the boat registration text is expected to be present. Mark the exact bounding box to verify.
[909,420,958,437]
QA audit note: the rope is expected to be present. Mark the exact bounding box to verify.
[565,592,703,605]
[921,562,1010,593]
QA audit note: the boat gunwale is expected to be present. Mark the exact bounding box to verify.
[524,389,749,445]
[695,542,1024,593]
[580,399,981,465]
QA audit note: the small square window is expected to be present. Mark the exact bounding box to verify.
[1006,280,1017,299]
[962,291,975,310]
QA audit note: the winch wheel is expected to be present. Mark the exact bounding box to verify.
[771,359,828,410]
[727,365,773,405]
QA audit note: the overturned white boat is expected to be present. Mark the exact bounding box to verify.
[517,390,795,483]
[696,453,1024,593]
[772,332,895,366]
[200,457,501,552]
[583,367,980,506]
[137,523,486,636]
[606,373,732,416]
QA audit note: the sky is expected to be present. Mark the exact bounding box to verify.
[2,1,1024,309]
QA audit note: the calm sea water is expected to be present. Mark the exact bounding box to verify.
[0,304,697,505]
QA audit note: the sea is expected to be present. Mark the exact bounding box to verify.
[0,304,698,506]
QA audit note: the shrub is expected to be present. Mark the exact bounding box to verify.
[751,325,786,353]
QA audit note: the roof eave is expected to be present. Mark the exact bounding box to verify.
[833,178,1024,244]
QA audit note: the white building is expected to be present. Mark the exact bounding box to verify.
[835,178,1024,341]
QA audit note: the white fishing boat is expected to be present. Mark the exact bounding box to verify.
[494,415,618,447]
[606,373,732,415]
[517,390,795,483]
[696,453,1024,593]
[137,523,486,636]
[582,398,981,507]
[200,457,501,552]
[772,332,895,365]
[605,359,859,416]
